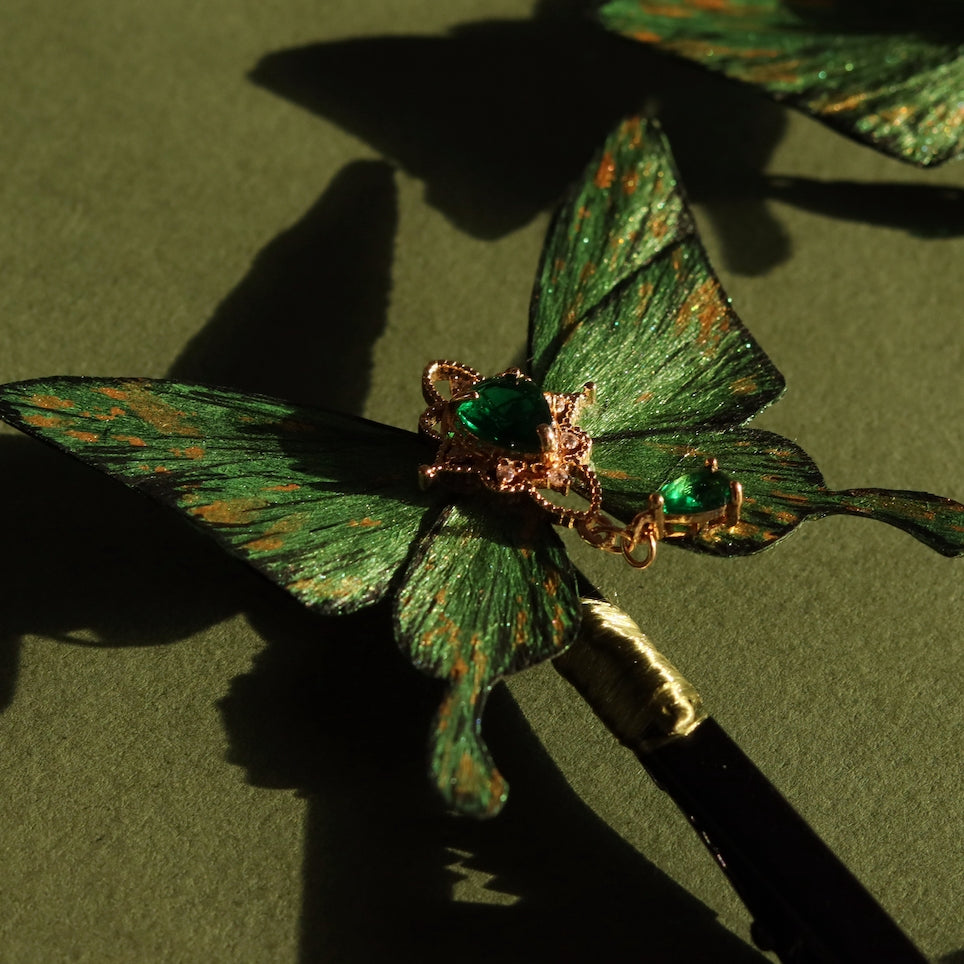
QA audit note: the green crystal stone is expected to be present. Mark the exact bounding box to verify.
[455,374,551,452]
[659,465,732,515]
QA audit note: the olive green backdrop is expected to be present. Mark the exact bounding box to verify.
[0,1,960,961]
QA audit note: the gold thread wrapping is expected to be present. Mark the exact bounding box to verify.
[553,598,706,752]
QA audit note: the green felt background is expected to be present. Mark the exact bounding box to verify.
[0,1,961,961]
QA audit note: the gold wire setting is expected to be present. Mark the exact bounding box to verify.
[418,361,742,570]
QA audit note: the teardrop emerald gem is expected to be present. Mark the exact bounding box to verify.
[659,465,732,515]
[454,374,551,452]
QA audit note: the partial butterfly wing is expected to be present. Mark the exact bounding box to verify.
[531,115,785,439]
[395,497,580,817]
[593,430,964,556]
[0,378,437,613]
[532,116,964,556]
[598,0,964,167]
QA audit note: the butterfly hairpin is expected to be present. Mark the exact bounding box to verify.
[598,0,964,167]
[0,116,960,827]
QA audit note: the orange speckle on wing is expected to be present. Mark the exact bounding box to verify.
[550,256,567,286]
[631,29,661,42]
[599,467,630,480]
[172,445,205,459]
[649,214,670,240]
[30,394,74,410]
[117,382,200,436]
[573,205,591,233]
[418,611,460,651]
[594,151,616,189]
[640,3,694,17]
[676,278,727,348]
[24,414,65,429]
[262,483,301,492]
[819,91,871,115]
[738,59,802,85]
[544,569,560,596]
[191,497,266,524]
[66,429,98,443]
[93,406,127,421]
[686,0,731,10]
[621,170,639,195]
[728,521,764,539]
[514,609,528,646]
[730,376,757,395]
[114,434,147,447]
[348,516,381,528]
[95,386,129,401]
[242,513,305,551]
[773,510,800,525]
[551,603,566,643]
[634,391,654,404]
[244,535,284,552]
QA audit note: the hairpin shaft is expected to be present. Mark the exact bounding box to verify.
[554,596,928,964]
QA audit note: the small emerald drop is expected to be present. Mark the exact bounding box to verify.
[659,465,732,515]
[455,374,550,452]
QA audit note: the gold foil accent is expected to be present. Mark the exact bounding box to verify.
[553,598,706,752]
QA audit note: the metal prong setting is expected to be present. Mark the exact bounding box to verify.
[418,360,598,527]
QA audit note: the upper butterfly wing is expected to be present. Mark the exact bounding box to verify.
[0,378,437,614]
[533,116,785,438]
[599,0,964,167]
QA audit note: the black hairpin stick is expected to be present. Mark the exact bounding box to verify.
[556,591,928,963]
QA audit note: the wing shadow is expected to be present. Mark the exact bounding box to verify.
[250,11,791,275]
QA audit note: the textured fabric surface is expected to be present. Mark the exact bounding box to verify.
[0,1,960,961]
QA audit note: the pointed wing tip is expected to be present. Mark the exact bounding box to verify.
[438,772,509,819]
[829,488,964,558]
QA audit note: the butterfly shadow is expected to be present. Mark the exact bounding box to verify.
[761,175,964,239]
[0,158,400,709]
[249,2,792,277]
[0,158,764,961]
[225,595,768,964]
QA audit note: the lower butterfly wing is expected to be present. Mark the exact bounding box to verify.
[395,497,580,817]
[598,0,964,167]
[0,378,437,613]
[593,429,964,556]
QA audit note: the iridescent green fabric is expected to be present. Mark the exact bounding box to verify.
[598,0,964,166]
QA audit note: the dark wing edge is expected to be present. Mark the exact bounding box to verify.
[0,376,438,615]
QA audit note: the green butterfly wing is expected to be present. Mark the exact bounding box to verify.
[528,115,693,383]
[593,429,964,556]
[532,116,962,558]
[395,497,580,817]
[0,378,437,614]
[599,0,964,167]
[532,116,785,437]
